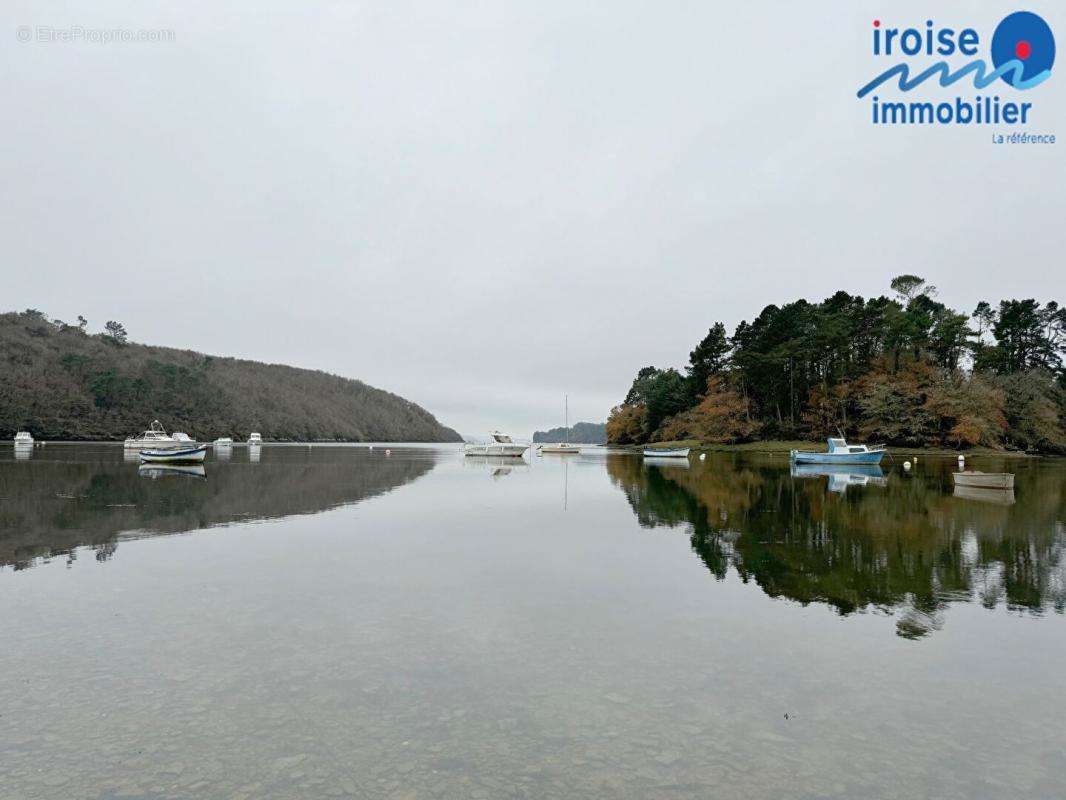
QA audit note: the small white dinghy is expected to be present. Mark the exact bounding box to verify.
[541,443,581,454]
[139,445,208,464]
[643,448,691,458]
[952,471,1014,490]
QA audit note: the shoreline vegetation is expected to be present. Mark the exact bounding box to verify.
[619,440,1039,458]
[607,276,1065,455]
[0,310,463,443]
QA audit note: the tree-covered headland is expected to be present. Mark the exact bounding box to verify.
[607,276,1066,453]
[0,310,462,442]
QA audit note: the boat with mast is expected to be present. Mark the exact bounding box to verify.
[540,395,581,454]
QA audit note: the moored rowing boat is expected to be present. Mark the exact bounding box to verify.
[952,471,1014,490]
[139,445,208,464]
[643,448,690,458]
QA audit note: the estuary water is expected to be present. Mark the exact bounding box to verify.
[1,444,1064,799]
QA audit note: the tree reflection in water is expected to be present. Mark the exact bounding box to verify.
[607,453,1066,638]
[0,446,436,571]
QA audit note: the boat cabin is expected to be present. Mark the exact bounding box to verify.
[141,421,171,441]
[827,438,876,454]
[491,432,514,444]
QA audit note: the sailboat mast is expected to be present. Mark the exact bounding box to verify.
[565,394,569,444]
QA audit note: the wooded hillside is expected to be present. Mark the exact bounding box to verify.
[607,277,1066,453]
[0,310,462,442]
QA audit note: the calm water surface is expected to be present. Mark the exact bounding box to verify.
[1,444,1064,799]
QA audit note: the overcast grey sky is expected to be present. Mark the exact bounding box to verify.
[4,1,1063,436]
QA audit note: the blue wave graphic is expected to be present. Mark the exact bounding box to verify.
[857,59,1051,99]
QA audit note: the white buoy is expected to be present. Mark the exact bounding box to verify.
[903,460,912,470]
[385,448,391,456]
[699,453,706,461]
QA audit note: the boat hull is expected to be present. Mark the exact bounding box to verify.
[464,444,527,458]
[790,450,885,465]
[139,445,208,464]
[953,471,1014,490]
[643,448,690,458]
[540,445,581,454]
[125,439,189,450]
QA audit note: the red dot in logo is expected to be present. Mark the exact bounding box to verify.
[873,19,880,27]
[1015,40,1031,59]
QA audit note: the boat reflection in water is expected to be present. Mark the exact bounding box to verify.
[954,484,1016,506]
[463,455,529,480]
[644,455,691,470]
[790,463,887,493]
[248,444,261,463]
[138,464,207,480]
[608,453,1064,639]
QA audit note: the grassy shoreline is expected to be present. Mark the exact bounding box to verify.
[611,440,1042,457]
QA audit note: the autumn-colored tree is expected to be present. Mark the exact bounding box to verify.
[801,382,854,438]
[855,359,937,446]
[923,372,1006,448]
[605,403,647,445]
[654,376,757,444]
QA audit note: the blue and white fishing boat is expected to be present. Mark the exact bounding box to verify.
[139,445,208,464]
[790,438,885,465]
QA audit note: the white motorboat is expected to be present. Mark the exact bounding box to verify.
[248,432,263,445]
[464,432,528,458]
[14,431,34,446]
[540,394,581,455]
[124,420,190,450]
[214,437,234,446]
[139,445,208,464]
[952,471,1014,490]
[643,447,691,458]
